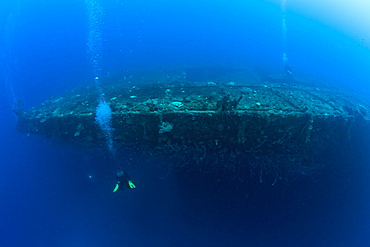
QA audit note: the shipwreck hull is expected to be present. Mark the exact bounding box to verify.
[16,81,370,180]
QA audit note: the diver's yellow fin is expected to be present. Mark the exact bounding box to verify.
[128,180,136,189]
[113,183,119,193]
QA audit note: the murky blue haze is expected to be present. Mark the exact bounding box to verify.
[1,0,370,246]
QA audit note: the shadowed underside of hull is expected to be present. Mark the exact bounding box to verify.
[16,80,370,181]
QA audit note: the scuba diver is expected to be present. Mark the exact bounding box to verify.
[285,64,293,77]
[284,64,295,83]
[113,168,136,193]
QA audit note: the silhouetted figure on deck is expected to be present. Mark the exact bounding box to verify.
[284,64,295,83]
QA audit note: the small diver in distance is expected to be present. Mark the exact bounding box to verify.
[282,52,294,83]
[113,168,136,193]
[285,64,293,76]
[284,64,295,83]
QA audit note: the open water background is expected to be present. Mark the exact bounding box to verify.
[1,0,370,246]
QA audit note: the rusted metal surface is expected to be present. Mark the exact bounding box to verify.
[15,81,370,180]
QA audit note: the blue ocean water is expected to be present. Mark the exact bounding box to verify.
[1,0,370,246]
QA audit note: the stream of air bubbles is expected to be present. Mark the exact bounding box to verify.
[86,0,115,154]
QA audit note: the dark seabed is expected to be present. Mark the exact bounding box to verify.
[1,0,370,246]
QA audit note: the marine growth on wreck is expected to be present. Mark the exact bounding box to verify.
[15,77,370,182]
